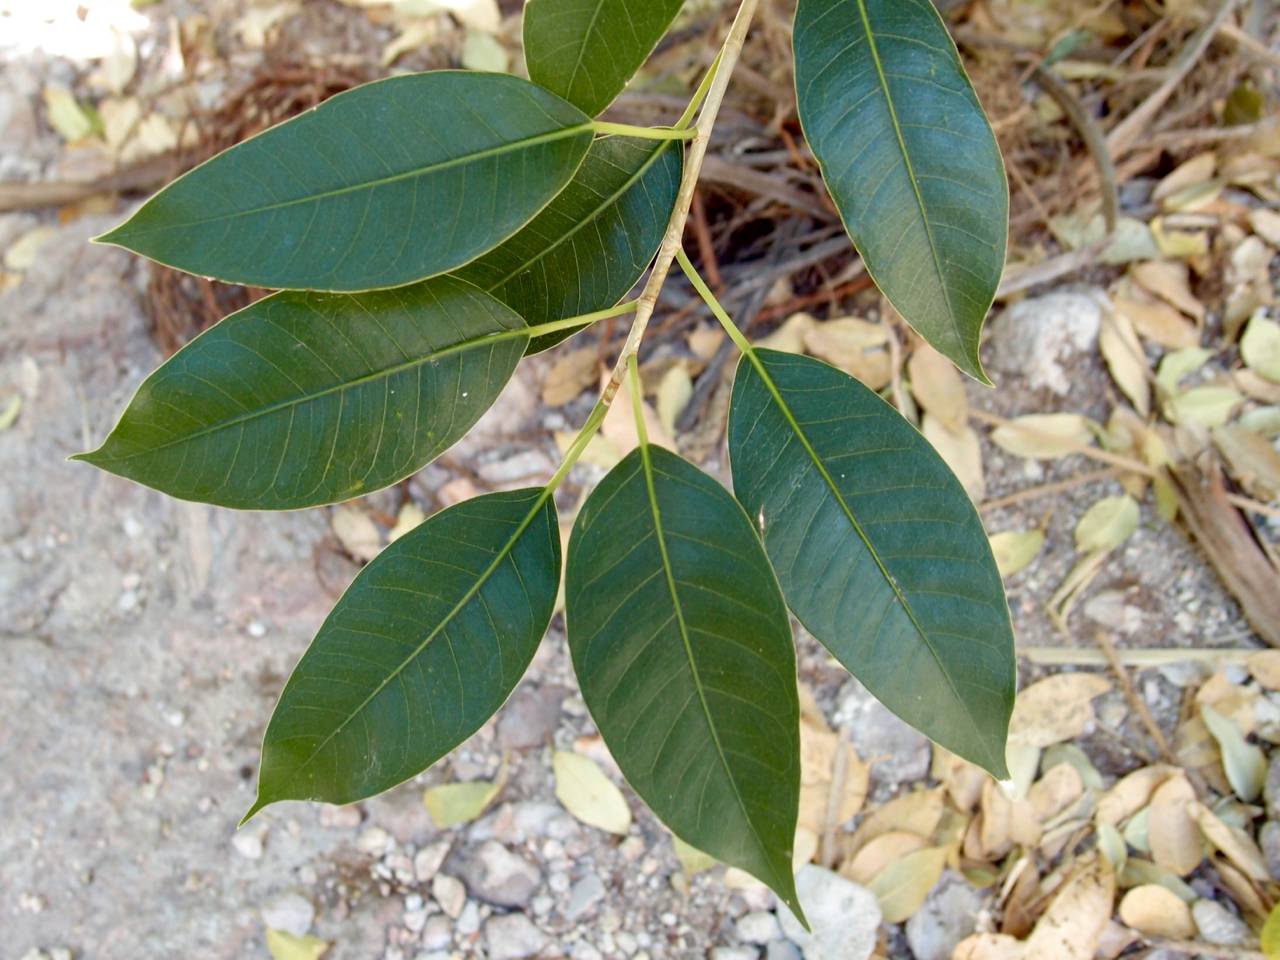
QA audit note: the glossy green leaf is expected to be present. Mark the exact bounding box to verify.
[566,444,804,918]
[524,0,685,117]
[246,489,560,815]
[793,0,1008,380]
[457,136,682,353]
[97,72,594,292]
[76,276,527,510]
[728,348,1015,776]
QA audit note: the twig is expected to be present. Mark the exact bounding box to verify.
[1030,65,1118,233]
[996,243,1108,298]
[1106,0,1239,159]
[1018,646,1258,666]
[980,468,1120,512]
[602,0,761,407]
[1227,493,1280,521]
[1093,629,1176,763]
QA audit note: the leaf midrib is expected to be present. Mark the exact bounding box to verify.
[636,443,783,889]
[289,491,551,778]
[743,350,987,753]
[110,125,593,239]
[80,319,528,465]
[481,139,674,292]
[852,0,963,349]
[563,0,610,106]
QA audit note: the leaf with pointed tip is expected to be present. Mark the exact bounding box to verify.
[524,0,686,117]
[246,489,560,815]
[97,72,594,292]
[457,136,682,354]
[566,444,804,918]
[728,348,1015,777]
[75,276,528,510]
[793,0,1008,380]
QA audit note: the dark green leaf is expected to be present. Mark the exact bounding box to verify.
[98,72,593,292]
[75,276,527,510]
[524,0,685,117]
[457,136,682,354]
[793,0,1008,381]
[246,489,560,815]
[728,349,1014,776]
[566,444,804,917]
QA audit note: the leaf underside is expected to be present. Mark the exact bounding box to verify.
[248,489,560,815]
[566,444,804,917]
[98,72,593,292]
[729,349,1015,777]
[457,135,682,354]
[793,0,1008,380]
[76,276,527,510]
[524,0,687,117]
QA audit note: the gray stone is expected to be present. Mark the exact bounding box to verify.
[422,915,453,951]
[986,289,1105,396]
[457,900,482,936]
[458,841,542,907]
[414,841,451,883]
[471,802,579,844]
[766,942,802,960]
[484,913,549,960]
[1265,752,1280,822]
[777,866,879,960]
[711,948,758,960]
[1262,821,1280,881]
[260,892,315,937]
[564,873,607,921]
[834,677,931,785]
[905,873,982,960]
[498,684,568,750]
[737,912,781,944]
[1192,899,1251,946]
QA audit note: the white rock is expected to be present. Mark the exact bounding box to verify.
[484,913,549,960]
[414,841,451,883]
[231,829,264,860]
[432,874,467,919]
[766,942,802,960]
[457,900,482,936]
[261,892,315,937]
[357,826,391,854]
[778,866,880,960]
[738,911,782,944]
[422,914,453,950]
[987,290,1106,396]
[711,948,759,960]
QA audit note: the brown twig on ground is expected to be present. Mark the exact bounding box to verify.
[979,467,1121,513]
[1093,629,1177,764]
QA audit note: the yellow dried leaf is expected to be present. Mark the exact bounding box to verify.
[388,502,427,542]
[655,365,693,438]
[1147,774,1202,877]
[1250,208,1280,246]
[1151,218,1209,259]
[868,845,949,923]
[542,347,597,406]
[423,779,501,828]
[803,317,892,390]
[1099,308,1150,416]
[1118,884,1195,939]
[922,415,985,501]
[266,930,329,960]
[756,312,816,353]
[1074,495,1139,553]
[553,751,631,835]
[953,933,1025,960]
[1113,296,1199,349]
[1028,762,1083,823]
[1214,425,1280,500]
[1010,673,1111,748]
[1156,347,1212,394]
[1261,901,1280,958]
[933,749,987,812]
[1153,153,1217,201]
[1130,260,1204,320]
[1023,858,1115,960]
[991,413,1095,460]
[989,529,1045,579]
[1167,386,1243,429]
[1118,858,1198,901]
[687,326,724,360]
[909,344,968,431]
[1250,650,1280,690]
[1242,314,1280,384]
[1189,801,1269,881]
[1097,821,1127,872]
[461,29,508,73]
[331,506,381,563]
[3,226,58,272]
[672,835,717,876]
[841,831,928,885]
[42,85,96,142]
[849,787,945,854]
[1201,704,1266,802]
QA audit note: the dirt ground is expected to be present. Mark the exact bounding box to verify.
[3,2,1278,960]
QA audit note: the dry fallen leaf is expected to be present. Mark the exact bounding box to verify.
[848,787,945,855]
[1010,674,1112,748]
[423,778,501,829]
[1153,153,1217,202]
[331,506,381,563]
[266,929,329,960]
[923,415,985,501]
[1201,703,1266,802]
[868,845,949,923]
[542,347,597,406]
[989,529,1046,579]
[672,835,717,876]
[1113,296,1199,349]
[1167,386,1244,429]
[1214,425,1280,501]
[655,365,693,438]
[1118,884,1195,939]
[1022,858,1115,960]
[1074,495,1140,553]
[1147,774,1202,877]
[841,831,928,885]
[756,312,816,353]
[1130,260,1204,321]
[388,502,427,542]
[1099,307,1151,416]
[953,933,1025,960]
[1189,801,1269,882]
[1027,763,1084,823]
[803,317,892,390]
[909,344,968,432]
[553,751,631,835]
[1249,650,1280,690]
[991,413,1095,460]
[1241,314,1280,384]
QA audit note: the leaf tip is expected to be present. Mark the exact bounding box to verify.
[239,795,270,827]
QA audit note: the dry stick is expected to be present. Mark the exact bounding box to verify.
[601,0,761,408]
[967,409,1158,477]
[1106,0,1239,159]
[1093,629,1177,764]
[1018,646,1258,666]
[979,467,1121,512]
